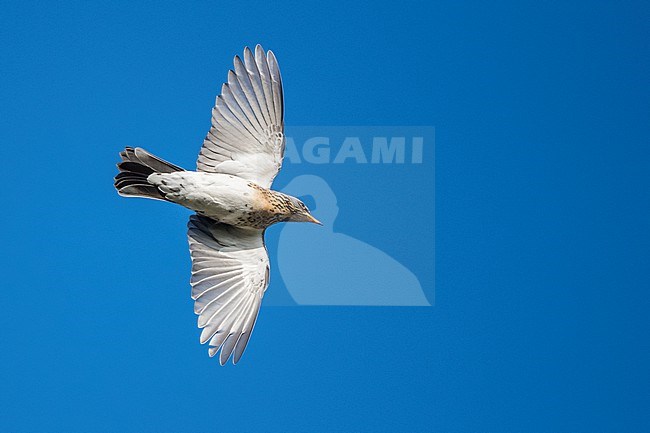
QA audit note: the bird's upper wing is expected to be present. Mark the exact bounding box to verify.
[187,215,269,365]
[197,45,285,189]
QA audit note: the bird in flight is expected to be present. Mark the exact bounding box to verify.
[114,45,320,365]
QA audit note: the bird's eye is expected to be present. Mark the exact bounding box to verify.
[298,195,316,210]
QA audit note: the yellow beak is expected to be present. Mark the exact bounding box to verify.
[306,214,322,225]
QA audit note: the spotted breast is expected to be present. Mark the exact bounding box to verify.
[244,183,298,229]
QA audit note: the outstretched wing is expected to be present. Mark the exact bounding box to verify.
[197,44,285,189]
[187,215,269,365]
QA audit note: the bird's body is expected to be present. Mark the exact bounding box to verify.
[114,45,320,365]
[148,171,296,229]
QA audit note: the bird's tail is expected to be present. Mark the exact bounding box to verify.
[114,147,184,200]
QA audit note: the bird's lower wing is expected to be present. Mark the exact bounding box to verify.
[187,215,269,365]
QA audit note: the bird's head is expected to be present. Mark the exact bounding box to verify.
[286,196,321,225]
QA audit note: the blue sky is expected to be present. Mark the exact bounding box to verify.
[1,1,649,432]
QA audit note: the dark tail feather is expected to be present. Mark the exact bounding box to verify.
[114,147,184,200]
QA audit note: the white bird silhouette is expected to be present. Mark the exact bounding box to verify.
[114,45,320,365]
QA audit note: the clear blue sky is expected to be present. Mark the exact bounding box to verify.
[1,1,649,432]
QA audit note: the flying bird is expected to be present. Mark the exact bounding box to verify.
[114,45,320,365]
